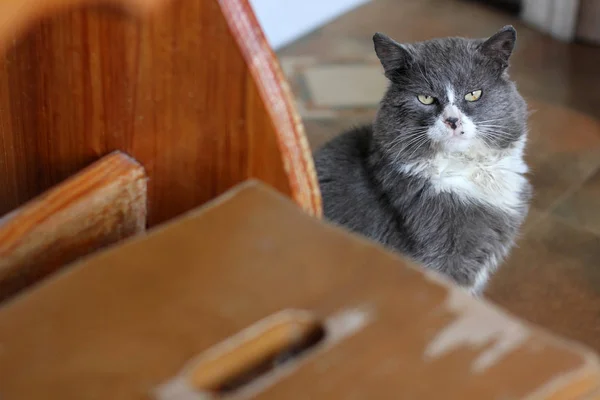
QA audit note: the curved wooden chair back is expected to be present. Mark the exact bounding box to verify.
[0,0,321,227]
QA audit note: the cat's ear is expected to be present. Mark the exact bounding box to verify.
[479,25,517,68]
[373,32,413,78]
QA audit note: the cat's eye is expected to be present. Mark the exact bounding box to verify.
[465,90,482,102]
[417,95,435,105]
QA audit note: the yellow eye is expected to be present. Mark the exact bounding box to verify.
[465,90,482,102]
[418,94,435,105]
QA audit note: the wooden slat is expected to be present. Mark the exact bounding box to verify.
[0,0,321,226]
[0,150,147,302]
[0,181,598,399]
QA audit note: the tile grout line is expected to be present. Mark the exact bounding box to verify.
[540,162,600,222]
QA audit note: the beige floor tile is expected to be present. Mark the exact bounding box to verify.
[487,215,600,352]
[552,168,600,235]
[521,207,548,234]
[303,114,375,151]
[304,64,387,108]
[525,99,600,211]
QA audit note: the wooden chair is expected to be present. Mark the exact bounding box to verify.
[0,0,321,228]
[0,0,320,296]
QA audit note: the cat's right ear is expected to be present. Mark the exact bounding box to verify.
[373,32,413,79]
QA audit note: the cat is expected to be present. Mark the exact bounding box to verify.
[314,26,531,296]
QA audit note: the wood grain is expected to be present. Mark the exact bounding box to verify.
[0,181,598,399]
[0,151,146,302]
[0,0,161,55]
[0,0,321,227]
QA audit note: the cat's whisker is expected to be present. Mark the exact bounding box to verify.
[477,123,512,129]
[395,128,429,136]
[405,137,431,160]
[477,118,507,123]
[392,133,428,154]
[478,120,506,125]
[394,128,430,136]
[481,134,508,139]
[478,128,515,134]
[392,149,405,165]
[478,128,514,135]
[386,130,430,150]
[403,133,430,147]
[478,123,515,129]
[478,128,512,135]
[391,140,416,164]
[388,138,420,161]
[399,137,432,157]
[478,124,511,129]
[479,132,514,140]
[385,136,425,155]
[398,131,429,140]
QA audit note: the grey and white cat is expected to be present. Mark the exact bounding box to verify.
[314,26,531,295]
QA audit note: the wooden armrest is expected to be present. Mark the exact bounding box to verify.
[0,181,598,399]
[0,151,146,302]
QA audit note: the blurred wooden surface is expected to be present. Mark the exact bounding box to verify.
[0,151,146,302]
[0,181,598,399]
[0,0,320,226]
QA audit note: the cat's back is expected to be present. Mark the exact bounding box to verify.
[314,125,391,235]
[315,125,372,178]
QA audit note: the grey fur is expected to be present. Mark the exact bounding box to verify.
[315,27,531,295]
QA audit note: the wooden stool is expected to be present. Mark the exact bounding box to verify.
[0,182,598,399]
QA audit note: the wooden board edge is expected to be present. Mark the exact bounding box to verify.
[0,150,148,301]
[217,0,323,218]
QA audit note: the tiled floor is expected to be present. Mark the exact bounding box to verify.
[277,0,600,351]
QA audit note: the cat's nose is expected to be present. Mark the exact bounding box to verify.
[444,117,459,130]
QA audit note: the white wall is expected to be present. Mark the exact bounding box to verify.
[249,0,370,50]
[521,0,580,41]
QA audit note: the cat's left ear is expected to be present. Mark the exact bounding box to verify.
[479,25,517,69]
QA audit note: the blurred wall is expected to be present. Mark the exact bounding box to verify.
[521,0,579,41]
[249,0,370,50]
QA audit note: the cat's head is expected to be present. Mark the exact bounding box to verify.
[372,26,527,162]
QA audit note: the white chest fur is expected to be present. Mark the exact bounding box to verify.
[400,141,528,214]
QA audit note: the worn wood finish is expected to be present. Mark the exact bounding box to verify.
[0,181,598,399]
[0,151,146,302]
[0,0,320,226]
[184,310,322,393]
